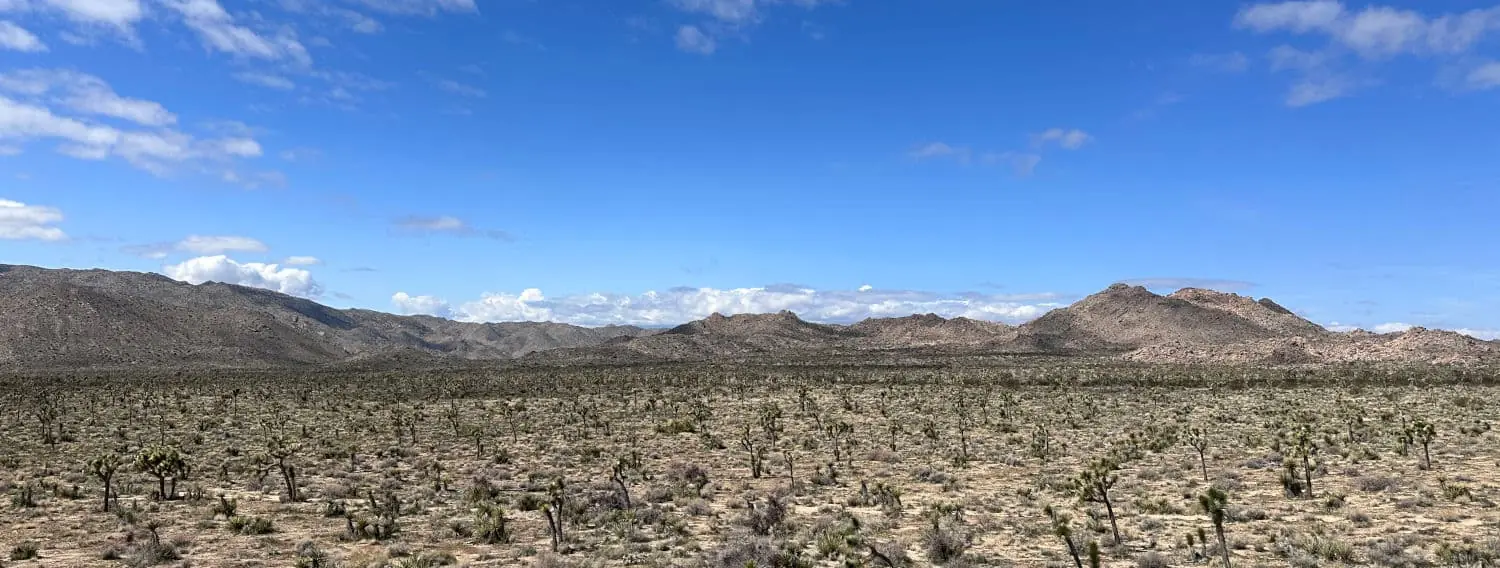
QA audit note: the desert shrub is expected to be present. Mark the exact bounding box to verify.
[473,500,511,544]
[294,541,339,568]
[10,541,39,560]
[1136,551,1169,568]
[1356,476,1400,493]
[228,515,276,535]
[391,551,457,568]
[712,536,809,568]
[738,495,789,537]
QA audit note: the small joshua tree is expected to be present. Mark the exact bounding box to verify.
[1043,505,1084,568]
[1185,426,1211,481]
[87,453,122,512]
[1407,418,1437,470]
[1072,457,1122,544]
[1199,487,1231,568]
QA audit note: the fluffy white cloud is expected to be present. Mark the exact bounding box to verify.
[1372,322,1414,334]
[1452,328,1500,341]
[0,198,66,241]
[392,292,452,317]
[164,255,323,298]
[0,69,261,176]
[395,285,1062,327]
[1032,128,1092,150]
[0,20,44,51]
[675,25,716,54]
[283,255,321,266]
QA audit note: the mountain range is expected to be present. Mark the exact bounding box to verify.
[1,265,1494,371]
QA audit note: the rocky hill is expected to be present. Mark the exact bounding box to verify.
[1,264,1494,369]
[0,265,649,370]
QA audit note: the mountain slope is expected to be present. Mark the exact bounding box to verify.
[1,264,1494,369]
[1013,284,1282,352]
[0,265,648,370]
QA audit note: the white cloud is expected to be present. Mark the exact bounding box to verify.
[1286,75,1355,106]
[175,234,267,254]
[283,255,321,266]
[163,0,311,66]
[1237,2,1500,58]
[234,72,295,90]
[675,25,716,55]
[0,20,45,52]
[164,255,323,298]
[1468,62,1500,90]
[1237,2,1500,104]
[1235,1,1345,34]
[40,0,144,31]
[399,285,1062,327]
[0,197,66,241]
[0,69,175,126]
[346,0,476,15]
[393,215,512,240]
[909,142,966,161]
[391,292,452,317]
[1032,128,1092,150]
[0,70,261,175]
[1451,328,1500,341]
[1372,322,1414,334]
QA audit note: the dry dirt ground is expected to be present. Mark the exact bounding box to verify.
[1,364,1497,567]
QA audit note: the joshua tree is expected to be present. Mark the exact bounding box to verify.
[1185,426,1211,481]
[541,477,566,552]
[1407,418,1437,470]
[87,454,122,512]
[135,446,189,501]
[1283,424,1318,498]
[740,425,767,478]
[1199,487,1232,568]
[1043,505,1084,568]
[611,458,632,510]
[261,434,303,502]
[1072,457,1122,544]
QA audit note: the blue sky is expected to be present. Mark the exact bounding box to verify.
[1,0,1498,335]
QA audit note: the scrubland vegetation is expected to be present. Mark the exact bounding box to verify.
[2,363,1498,567]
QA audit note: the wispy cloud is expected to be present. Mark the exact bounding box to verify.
[0,20,46,52]
[392,215,513,241]
[675,25,716,54]
[0,69,264,177]
[1031,128,1093,150]
[1189,51,1249,73]
[1235,2,1500,105]
[436,79,486,98]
